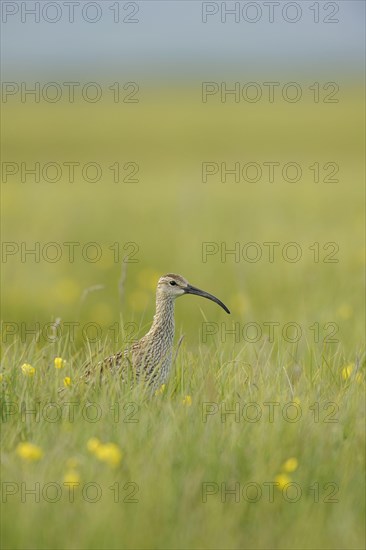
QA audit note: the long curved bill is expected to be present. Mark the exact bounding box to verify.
[185,284,230,314]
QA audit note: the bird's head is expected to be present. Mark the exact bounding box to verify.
[157,274,230,314]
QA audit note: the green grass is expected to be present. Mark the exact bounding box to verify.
[1,336,365,549]
[1,85,365,549]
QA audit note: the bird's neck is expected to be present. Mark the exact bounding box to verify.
[149,296,175,338]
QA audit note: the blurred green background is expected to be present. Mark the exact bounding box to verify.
[1,84,364,351]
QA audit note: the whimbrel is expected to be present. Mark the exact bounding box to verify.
[88,274,230,391]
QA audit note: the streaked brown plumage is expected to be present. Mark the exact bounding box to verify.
[86,273,230,392]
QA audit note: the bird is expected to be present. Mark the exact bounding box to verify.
[86,273,230,392]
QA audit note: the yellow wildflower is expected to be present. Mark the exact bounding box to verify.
[54,357,66,369]
[0,373,3,383]
[21,363,35,376]
[87,438,122,467]
[182,395,192,406]
[355,372,363,384]
[95,443,122,467]
[282,457,298,473]
[342,363,354,380]
[87,437,101,453]
[63,470,80,484]
[16,442,43,461]
[341,363,363,383]
[155,384,166,396]
[274,473,291,490]
[63,377,71,387]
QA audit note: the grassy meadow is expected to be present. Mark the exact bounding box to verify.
[1,83,365,549]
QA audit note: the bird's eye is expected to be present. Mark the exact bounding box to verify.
[170,281,177,286]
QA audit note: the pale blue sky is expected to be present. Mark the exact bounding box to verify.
[1,1,365,79]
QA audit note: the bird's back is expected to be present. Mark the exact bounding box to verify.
[83,330,173,390]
